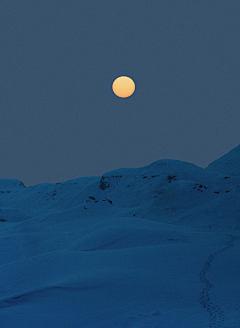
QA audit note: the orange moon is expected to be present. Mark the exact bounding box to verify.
[112,76,135,98]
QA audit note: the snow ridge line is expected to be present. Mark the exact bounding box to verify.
[199,235,239,328]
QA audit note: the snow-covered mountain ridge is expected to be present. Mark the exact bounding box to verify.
[0,146,239,230]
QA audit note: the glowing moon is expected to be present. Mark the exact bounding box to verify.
[112,76,135,98]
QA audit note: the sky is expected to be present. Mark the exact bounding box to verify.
[1,1,240,187]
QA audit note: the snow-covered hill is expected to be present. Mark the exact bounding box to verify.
[0,145,239,327]
[204,144,240,176]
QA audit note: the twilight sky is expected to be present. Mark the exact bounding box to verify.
[1,1,240,187]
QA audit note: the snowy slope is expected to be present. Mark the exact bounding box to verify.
[204,144,240,176]
[0,146,239,327]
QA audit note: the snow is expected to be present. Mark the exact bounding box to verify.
[0,145,240,327]
[204,144,240,177]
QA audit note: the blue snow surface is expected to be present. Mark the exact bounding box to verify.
[0,145,240,327]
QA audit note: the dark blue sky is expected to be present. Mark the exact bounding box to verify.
[1,1,239,187]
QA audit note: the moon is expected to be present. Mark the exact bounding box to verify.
[112,76,135,98]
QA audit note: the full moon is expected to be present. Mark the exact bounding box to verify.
[112,76,135,98]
